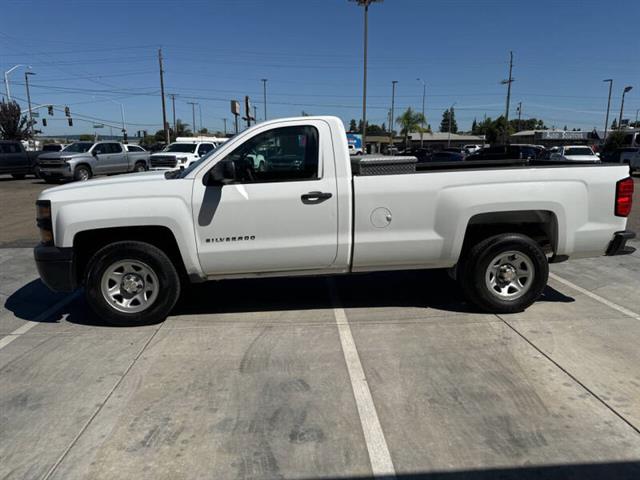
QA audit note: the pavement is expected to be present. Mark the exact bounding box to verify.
[1,173,640,479]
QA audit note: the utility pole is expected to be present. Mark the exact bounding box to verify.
[223,118,227,136]
[603,79,613,141]
[198,103,203,133]
[261,79,268,121]
[158,49,170,144]
[350,0,383,155]
[253,105,258,123]
[417,78,426,148]
[169,94,177,136]
[389,80,397,149]
[24,71,35,140]
[187,102,197,135]
[501,51,514,143]
[516,102,522,131]
[618,86,633,129]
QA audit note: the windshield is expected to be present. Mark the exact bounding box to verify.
[63,142,94,153]
[42,144,61,152]
[164,143,197,153]
[565,147,594,156]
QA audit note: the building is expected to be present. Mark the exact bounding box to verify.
[509,129,603,148]
[406,131,485,149]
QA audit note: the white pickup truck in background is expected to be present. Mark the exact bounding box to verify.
[149,138,224,170]
[34,116,635,326]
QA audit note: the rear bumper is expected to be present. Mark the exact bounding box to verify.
[606,230,636,256]
[34,245,76,292]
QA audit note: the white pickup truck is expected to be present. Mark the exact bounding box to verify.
[34,116,635,326]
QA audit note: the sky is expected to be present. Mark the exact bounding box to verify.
[1,0,639,137]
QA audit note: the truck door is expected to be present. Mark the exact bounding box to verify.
[192,121,339,275]
[105,143,127,172]
[91,143,111,174]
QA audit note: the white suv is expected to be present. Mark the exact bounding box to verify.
[149,141,217,170]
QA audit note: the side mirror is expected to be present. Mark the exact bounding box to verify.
[92,150,98,157]
[204,160,236,186]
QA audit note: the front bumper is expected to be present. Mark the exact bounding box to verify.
[606,230,636,256]
[34,244,76,292]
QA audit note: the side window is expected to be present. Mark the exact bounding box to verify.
[109,143,123,153]
[224,125,319,183]
[198,143,214,155]
[93,143,107,155]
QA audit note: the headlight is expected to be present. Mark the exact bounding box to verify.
[177,157,188,163]
[36,200,54,245]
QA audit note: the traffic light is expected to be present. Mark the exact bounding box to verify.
[42,118,47,127]
[64,106,71,117]
[47,105,54,116]
[68,118,73,127]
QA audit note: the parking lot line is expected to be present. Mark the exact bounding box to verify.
[328,279,396,479]
[549,272,640,321]
[0,291,80,351]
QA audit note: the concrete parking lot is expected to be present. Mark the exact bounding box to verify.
[1,174,640,479]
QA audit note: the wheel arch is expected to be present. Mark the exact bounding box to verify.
[73,226,188,286]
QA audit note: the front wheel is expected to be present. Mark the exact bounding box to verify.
[134,161,147,173]
[85,241,181,326]
[458,233,548,313]
[74,165,92,182]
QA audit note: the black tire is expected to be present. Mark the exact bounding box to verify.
[43,177,59,184]
[134,161,147,172]
[74,165,92,182]
[458,233,548,313]
[11,174,26,180]
[85,241,181,326]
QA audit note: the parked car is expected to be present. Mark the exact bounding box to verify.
[34,116,635,326]
[425,151,465,162]
[466,144,544,161]
[601,147,640,173]
[548,145,600,163]
[149,141,219,170]
[41,143,69,153]
[463,144,482,154]
[0,140,40,179]
[37,141,150,183]
[348,144,363,156]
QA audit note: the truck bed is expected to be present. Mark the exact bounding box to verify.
[351,155,620,176]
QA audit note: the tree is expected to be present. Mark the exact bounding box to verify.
[78,134,94,141]
[349,119,357,132]
[0,100,29,140]
[197,127,209,135]
[439,108,458,134]
[154,118,191,143]
[602,130,627,154]
[396,107,426,148]
[471,118,478,134]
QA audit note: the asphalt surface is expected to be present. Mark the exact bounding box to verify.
[1,173,640,479]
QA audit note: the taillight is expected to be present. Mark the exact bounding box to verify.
[615,177,634,217]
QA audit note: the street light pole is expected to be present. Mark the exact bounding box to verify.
[389,80,397,150]
[4,64,30,101]
[603,79,613,140]
[223,118,227,136]
[618,86,633,129]
[350,0,383,155]
[261,79,268,121]
[108,100,126,142]
[24,71,35,140]
[417,78,426,148]
[199,103,203,132]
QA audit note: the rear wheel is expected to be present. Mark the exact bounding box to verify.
[134,161,147,172]
[459,233,548,313]
[85,241,181,326]
[74,165,92,182]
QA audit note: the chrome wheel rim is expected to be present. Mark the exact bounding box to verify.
[78,169,90,181]
[485,250,534,300]
[101,260,159,313]
[135,164,146,172]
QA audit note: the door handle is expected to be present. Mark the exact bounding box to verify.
[301,191,332,204]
